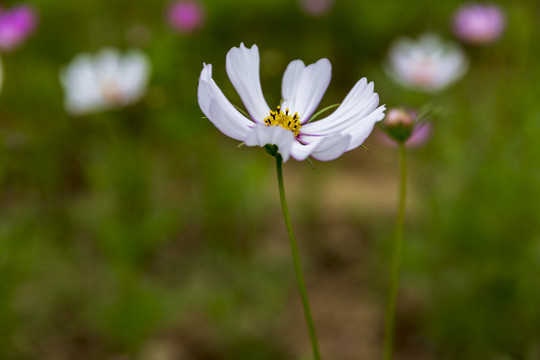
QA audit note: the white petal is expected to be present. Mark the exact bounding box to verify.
[94,48,121,87]
[281,60,304,104]
[117,49,151,103]
[281,58,331,123]
[244,124,295,162]
[290,138,323,161]
[302,78,379,135]
[343,105,386,151]
[198,64,253,141]
[226,43,270,123]
[310,134,352,161]
[60,54,106,115]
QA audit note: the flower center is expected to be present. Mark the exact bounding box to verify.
[263,106,301,137]
[101,81,124,104]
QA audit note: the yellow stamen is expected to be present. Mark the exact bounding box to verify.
[263,106,302,137]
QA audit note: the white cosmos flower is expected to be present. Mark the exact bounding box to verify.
[60,47,150,116]
[387,34,468,92]
[198,43,386,162]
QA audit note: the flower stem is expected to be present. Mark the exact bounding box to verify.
[275,154,322,360]
[383,142,407,360]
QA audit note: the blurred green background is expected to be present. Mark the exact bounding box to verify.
[1,0,539,359]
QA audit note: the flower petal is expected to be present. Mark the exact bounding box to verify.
[93,48,121,87]
[59,53,106,115]
[310,134,351,161]
[226,43,270,123]
[198,64,253,141]
[244,124,295,162]
[117,49,151,103]
[281,58,331,123]
[342,105,386,151]
[290,138,323,161]
[302,78,380,135]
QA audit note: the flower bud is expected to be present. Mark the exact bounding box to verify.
[384,109,414,128]
[380,108,432,146]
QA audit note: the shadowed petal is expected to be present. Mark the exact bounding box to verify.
[290,133,356,162]
[343,105,386,151]
[244,124,295,162]
[198,64,253,141]
[310,134,351,161]
[290,138,323,161]
[281,58,331,123]
[226,43,270,123]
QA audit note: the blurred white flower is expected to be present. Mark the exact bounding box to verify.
[387,34,468,92]
[198,43,385,162]
[60,48,151,116]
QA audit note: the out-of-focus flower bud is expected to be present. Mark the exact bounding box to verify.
[379,108,433,147]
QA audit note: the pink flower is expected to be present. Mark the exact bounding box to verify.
[299,0,334,16]
[0,4,38,51]
[453,3,506,45]
[167,1,205,34]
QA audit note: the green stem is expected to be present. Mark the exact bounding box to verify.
[383,142,407,360]
[275,155,322,360]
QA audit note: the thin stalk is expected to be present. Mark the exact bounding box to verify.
[275,155,322,360]
[383,142,407,360]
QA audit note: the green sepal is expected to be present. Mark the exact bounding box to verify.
[264,144,279,157]
[307,103,340,123]
[233,104,250,118]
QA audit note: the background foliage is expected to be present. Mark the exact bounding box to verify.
[1,0,539,359]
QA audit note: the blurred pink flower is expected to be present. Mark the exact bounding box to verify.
[453,3,505,45]
[0,4,38,51]
[167,1,205,34]
[299,0,334,16]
